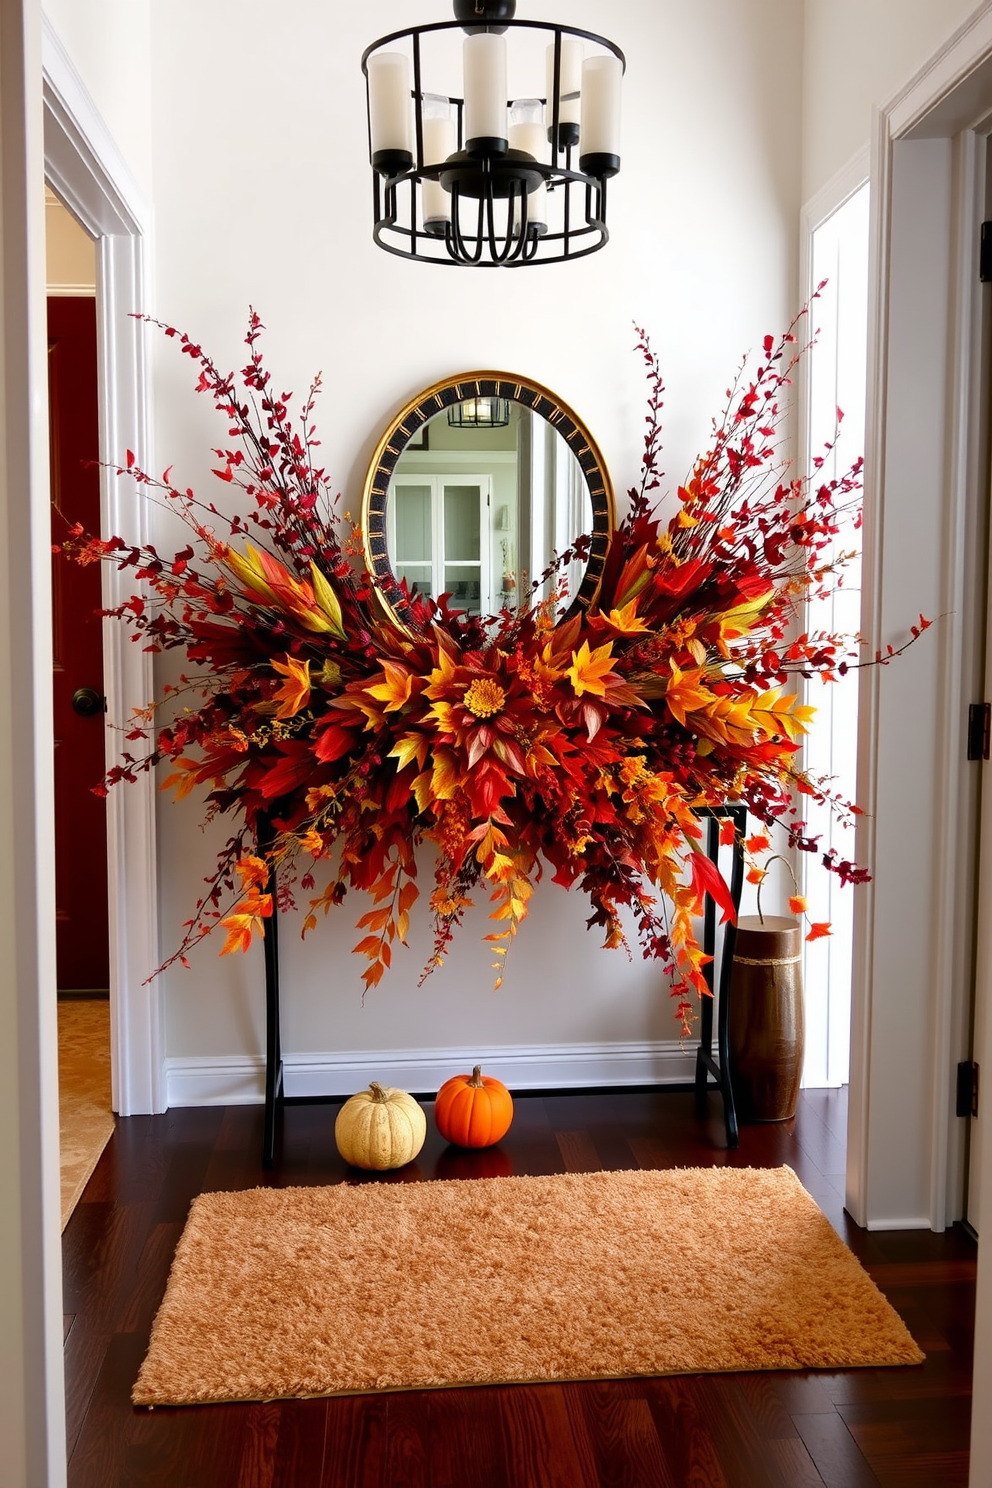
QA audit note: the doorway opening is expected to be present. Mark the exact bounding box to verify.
[43,26,162,1118]
[45,186,115,1227]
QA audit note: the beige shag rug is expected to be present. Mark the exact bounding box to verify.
[58,1000,115,1229]
[133,1165,923,1406]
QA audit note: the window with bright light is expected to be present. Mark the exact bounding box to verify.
[802,181,870,1088]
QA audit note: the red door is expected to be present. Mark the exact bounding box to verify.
[49,296,110,991]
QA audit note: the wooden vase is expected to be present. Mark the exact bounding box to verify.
[728,915,804,1122]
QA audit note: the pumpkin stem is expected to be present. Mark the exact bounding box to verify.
[469,1065,484,1088]
[368,1081,388,1102]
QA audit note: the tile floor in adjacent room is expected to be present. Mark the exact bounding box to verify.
[58,997,115,1229]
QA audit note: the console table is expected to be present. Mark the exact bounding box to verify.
[257,803,747,1167]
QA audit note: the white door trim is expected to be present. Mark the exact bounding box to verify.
[849,3,992,1235]
[42,16,163,1114]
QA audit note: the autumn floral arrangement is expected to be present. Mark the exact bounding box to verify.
[60,304,925,1032]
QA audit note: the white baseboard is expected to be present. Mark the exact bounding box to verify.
[864,1217,933,1232]
[164,1039,698,1108]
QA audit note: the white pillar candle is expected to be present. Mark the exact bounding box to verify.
[422,115,457,226]
[579,54,622,160]
[464,33,508,146]
[508,120,548,231]
[508,121,547,162]
[512,181,548,234]
[367,52,413,161]
[546,38,583,130]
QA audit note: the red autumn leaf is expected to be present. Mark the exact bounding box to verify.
[719,819,736,847]
[257,741,313,800]
[689,851,736,925]
[313,722,355,764]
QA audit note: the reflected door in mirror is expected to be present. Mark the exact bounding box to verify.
[390,475,492,615]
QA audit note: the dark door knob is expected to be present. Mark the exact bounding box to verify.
[71,687,106,718]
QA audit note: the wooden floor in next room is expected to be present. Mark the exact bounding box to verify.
[62,1085,976,1488]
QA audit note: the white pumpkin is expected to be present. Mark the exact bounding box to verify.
[334,1082,426,1170]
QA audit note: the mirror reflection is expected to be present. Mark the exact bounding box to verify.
[388,398,594,618]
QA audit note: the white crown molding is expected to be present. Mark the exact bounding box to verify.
[165,1040,700,1108]
[887,0,992,139]
[45,283,95,297]
[41,12,149,238]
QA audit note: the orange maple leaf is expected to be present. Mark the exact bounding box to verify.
[788,894,808,914]
[271,655,312,720]
[235,855,269,893]
[367,659,415,712]
[663,663,713,726]
[219,889,272,955]
[806,922,832,941]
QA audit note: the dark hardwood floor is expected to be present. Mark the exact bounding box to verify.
[62,1086,976,1487]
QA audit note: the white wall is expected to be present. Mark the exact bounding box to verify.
[145,0,805,1081]
[802,0,980,199]
[42,0,152,197]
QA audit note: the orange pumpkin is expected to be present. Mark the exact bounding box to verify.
[434,1065,513,1148]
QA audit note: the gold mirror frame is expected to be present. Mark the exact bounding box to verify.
[361,371,615,634]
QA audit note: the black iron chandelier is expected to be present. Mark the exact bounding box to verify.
[362,0,625,267]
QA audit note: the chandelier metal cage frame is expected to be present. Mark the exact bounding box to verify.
[361,11,625,268]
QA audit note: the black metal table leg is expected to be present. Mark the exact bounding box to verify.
[716,918,740,1149]
[258,821,284,1169]
[694,1000,713,1117]
[693,805,746,1148]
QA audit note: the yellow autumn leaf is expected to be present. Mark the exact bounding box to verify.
[431,748,461,800]
[222,542,278,603]
[603,599,650,635]
[388,733,429,772]
[309,561,346,639]
[567,639,617,698]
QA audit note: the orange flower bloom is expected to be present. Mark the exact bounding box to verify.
[463,677,506,718]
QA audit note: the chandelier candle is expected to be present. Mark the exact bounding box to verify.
[509,101,549,233]
[367,52,414,176]
[546,37,582,146]
[422,113,457,233]
[463,32,508,152]
[579,53,622,177]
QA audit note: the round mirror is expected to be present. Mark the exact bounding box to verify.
[362,373,614,632]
